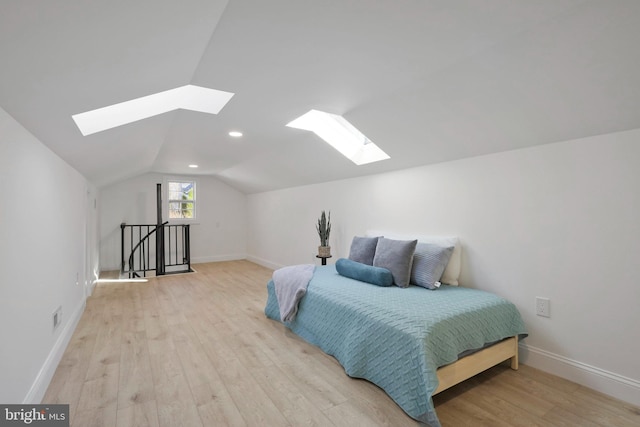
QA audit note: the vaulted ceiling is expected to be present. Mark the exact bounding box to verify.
[2,1,639,193]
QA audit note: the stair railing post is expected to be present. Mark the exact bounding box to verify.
[120,223,126,276]
[156,183,165,276]
[185,224,191,272]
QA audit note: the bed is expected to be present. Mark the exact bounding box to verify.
[265,263,527,426]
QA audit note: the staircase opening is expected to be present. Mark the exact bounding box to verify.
[120,183,193,278]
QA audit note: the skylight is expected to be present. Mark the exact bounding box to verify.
[286,110,390,165]
[72,85,234,136]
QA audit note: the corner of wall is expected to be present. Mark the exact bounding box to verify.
[246,255,283,271]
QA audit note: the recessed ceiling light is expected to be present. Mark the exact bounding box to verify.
[229,131,243,137]
[72,85,234,136]
[286,110,390,165]
[188,164,198,168]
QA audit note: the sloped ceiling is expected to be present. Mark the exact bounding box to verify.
[1,0,639,193]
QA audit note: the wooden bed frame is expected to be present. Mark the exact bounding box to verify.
[434,335,519,394]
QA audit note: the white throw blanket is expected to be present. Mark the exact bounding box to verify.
[272,264,315,322]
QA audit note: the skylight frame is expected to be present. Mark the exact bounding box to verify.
[72,85,234,136]
[286,109,390,165]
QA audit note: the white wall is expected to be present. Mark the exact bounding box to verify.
[247,129,640,405]
[99,172,247,271]
[0,107,93,403]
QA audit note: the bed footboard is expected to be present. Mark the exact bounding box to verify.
[433,336,519,395]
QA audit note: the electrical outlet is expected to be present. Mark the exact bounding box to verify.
[536,297,550,318]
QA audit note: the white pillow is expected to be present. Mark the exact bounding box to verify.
[366,230,462,286]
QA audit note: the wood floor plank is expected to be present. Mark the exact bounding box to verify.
[459,383,553,427]
[516,362,582,394]
[249,364,336,426]
[73,406,117,427]
[43,260,640,427]
[571,385,640,425]
[437,396,515,427]
[323,398,392,427]
[42,330,98,420]
[118,331,155,409]
[146,338,183,387]
[302,347,417,425]
[192,319,241,368]
[216,358,291,426]
[485,364,574,408]
[553,389,640,427]
[191,381,246,427]
[120,285,146,333]
[324,393,418,427]
[253,326,349,411]
[75,362,119,415]
[116,400,160,427]
[474,371,556,418]
[196,398,247,427]
[542,405,603,427]
[154,380,203,427]
[84,310,122,381]
[167,322,219,390]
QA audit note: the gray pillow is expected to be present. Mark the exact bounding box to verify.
[411,243,454,290]
[372,237,418,288]
[348,236,381,265]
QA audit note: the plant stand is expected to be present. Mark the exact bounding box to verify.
[316,255,332,266]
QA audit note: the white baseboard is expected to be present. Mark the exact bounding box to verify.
[519,343,640,406]
[191,254,246,264]
[245,255,284,271]
[86,278,97,297]
[24,299,86,404]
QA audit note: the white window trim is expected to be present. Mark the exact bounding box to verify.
[163,176,199,224]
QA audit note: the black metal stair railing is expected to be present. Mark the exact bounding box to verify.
[120,222,192,278]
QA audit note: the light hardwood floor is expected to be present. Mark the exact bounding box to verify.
[43,260,640,426]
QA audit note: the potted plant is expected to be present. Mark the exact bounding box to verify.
[316,210,331,257]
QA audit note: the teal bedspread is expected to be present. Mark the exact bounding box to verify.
[264,265,527,427]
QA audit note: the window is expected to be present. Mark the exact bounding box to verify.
[167,180,196,219]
